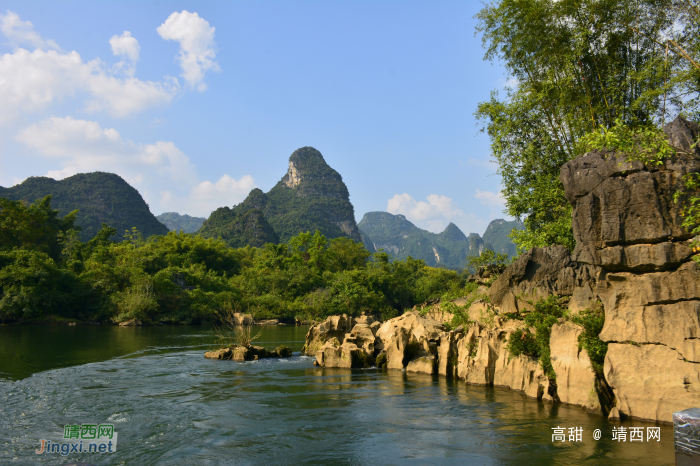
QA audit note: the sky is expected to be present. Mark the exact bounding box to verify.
[0,1,513,236]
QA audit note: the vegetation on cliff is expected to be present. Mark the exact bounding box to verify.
[0,173,169,241]
[475,0,695,252]
[0,196,472,324]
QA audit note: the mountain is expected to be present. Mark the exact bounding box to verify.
[482,219,524,257]
[156,212,206,233]
[357,212,480,268]
[357,212,521,269]
[199,147,362,246]
[0,172,169,241]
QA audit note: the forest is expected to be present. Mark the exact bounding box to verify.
[0,195,471,324]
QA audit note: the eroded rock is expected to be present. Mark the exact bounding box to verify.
[301,314,355,355]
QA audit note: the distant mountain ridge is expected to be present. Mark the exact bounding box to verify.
[0,172,169,241]
[358,212,522,269]
[198,147,362,246]
[156,212,206,234]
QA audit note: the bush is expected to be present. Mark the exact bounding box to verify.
[570,301,607,376]
[507,295,566,380]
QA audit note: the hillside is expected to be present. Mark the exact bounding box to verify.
[199,147,362,245]
[198,207,279,248]
[358,212,520,269]
[0,172,169,240]
[156,212,205,233]
[482,219,523,257]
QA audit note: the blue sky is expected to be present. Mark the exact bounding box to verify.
[0,1,512,236]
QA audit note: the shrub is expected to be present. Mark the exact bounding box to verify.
[570,301,607,376]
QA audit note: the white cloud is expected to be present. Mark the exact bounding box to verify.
[388,193,464,222]
[0,10,60,50]
[157,11,219,92]
[497,76,519,90]
[160,174,257,216]
[110,31,139,62]
[0,12,181,123]
[386,193,481,233]
[15,116,255,217]
[110,31,140,76]
[475,188,505,207]
[0,43,176,123]
[16,116,198,186]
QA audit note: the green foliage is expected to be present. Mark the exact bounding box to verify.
[678,172,700,258]
[506,295,566,380]
[198,207,279,248]
[466,249,509,270]
[0,195,78,260]
[475,0,676,252]
[579,118,676,166]
[0,192,476,324]
[570,302,608,376]
[0,172,168,241]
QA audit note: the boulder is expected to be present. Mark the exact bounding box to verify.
[556,115,700,423]
[301,314,355,355]
[375,312,444,371]
[205,348,233,360]
[232,346,255,361]
[274,346,293,358]
[487,245,598,314]
[597,261,700,363]
[119,318,142,326]
[343,324,377,355]
[315,336,375,369]
[231,313,253,326]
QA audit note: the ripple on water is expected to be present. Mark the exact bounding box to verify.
[0,350,676,465]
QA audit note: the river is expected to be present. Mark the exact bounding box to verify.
[0,324,675,465]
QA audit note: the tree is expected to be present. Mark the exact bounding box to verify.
[0,195,78,260]
[475,0,675,252]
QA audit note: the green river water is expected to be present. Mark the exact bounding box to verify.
[0,324,675,465]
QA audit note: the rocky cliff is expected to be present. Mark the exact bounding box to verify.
[304,116,700,424]
[199,147,362,245]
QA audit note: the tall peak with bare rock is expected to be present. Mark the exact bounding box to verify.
[199,146,362,245]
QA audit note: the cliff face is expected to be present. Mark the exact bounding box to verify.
[557,116,700,424]
[200,147,361,245]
